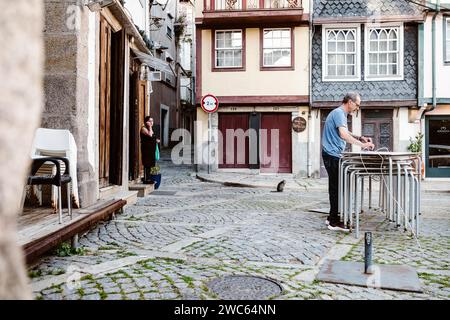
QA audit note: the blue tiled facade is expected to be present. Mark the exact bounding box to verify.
[312,24,418,103]
[313,0,424,19]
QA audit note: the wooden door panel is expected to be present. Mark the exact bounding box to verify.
[218,113,250,168]
[261,113,292,173]
[99,16,111,187]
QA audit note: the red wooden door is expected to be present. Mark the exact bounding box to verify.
[218,113,250,168]
[261,113,292,173]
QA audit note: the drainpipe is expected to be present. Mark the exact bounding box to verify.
[430,0,440,113]
[307,0,313,178]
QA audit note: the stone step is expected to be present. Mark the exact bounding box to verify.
[129,183,154,197]
[100,186,139,208]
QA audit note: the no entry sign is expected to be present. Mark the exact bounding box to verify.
[201,94,219,113]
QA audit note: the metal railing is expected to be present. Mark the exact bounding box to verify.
[206,0,302,11]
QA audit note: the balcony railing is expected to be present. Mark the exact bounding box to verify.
[206,0,302,11]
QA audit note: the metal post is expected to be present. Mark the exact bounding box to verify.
[364,232,373,274]
[389,157,394,221]
[58,187,63,224]
[368,176,372,209]
[71,234,79,249]
[397,162,402,227]
[208,113,211,174]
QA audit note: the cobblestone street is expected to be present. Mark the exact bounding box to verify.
[29,155,450,300]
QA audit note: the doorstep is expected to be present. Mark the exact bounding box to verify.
[129,182,155,197]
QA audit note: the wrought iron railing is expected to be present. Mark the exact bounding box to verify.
[205,0,302,11]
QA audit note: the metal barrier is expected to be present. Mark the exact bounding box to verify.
[339,151,421,238]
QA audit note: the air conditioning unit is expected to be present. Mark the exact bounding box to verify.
[149,71,162,81]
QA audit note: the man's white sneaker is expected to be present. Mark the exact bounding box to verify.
[327,221,350,232]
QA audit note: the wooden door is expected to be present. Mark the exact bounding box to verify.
[99,16,111,188]
[137,80,147,177]
[320,109,352,177]
[260,113,292,173]
[218,113,250,168]
[362,109,393,151]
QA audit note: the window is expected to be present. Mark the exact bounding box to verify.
[445,17,450,63]
[166,26,173,39]
[215,30,243,68]
[365,25,403,80]
[262,28,292,68]
[323,26,360,81]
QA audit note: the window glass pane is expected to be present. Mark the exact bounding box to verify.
[380,30,388,40]
[369,64,377,75]
[379,64,387,74]
[328,41,336,52]
[328,54,336,64]
[346,41,355,52]
[369,53,378,64]
[447,41,450,60]
[337,41,345,52]
[388,29,397,40]
[370,30,377,40]
[328,65,336,76]
[379,40,388,51]
[388,53,397,63]
[336,54,345,65]
[281,37,291,47]
[347,31,355,41]
[389,64,397,75]
[337,31,345,41]
[346,54,354,64]
[380,53,387,63]
[346,65,355,75]
[389,40,397,51]
[328,31,336,41]
[428,119,450,169]
[337,65,345,75]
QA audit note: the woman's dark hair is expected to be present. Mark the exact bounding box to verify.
[144,116,152,122]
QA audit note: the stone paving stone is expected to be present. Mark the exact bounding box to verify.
[30,158,450,300]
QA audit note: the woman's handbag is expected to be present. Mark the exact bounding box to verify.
[155,143,160,161]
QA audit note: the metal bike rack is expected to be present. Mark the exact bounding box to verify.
[339,152,422,239]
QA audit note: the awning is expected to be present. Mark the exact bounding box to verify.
[131,48,174,75]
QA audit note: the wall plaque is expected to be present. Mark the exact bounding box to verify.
[292,116,307,133]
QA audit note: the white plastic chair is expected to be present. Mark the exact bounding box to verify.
[30,128,80,209]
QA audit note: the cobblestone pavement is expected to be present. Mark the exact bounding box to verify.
[29,154,449,300]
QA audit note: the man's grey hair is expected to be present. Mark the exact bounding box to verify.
[342,92,360,104]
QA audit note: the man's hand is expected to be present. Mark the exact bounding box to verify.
[360,136,373,143]
[362,141,375,150]
[156,139,161,143]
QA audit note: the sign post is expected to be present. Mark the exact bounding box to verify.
[201,94,219,174]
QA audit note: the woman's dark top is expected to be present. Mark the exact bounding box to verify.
[140,129,157,168]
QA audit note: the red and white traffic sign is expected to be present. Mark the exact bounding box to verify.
[201,94,219,113]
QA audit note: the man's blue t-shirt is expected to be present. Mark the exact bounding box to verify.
[322,106,348,158]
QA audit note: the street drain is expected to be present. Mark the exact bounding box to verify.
[150,191,177,196]
[206,275,282,300]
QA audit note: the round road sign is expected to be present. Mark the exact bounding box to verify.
[201,94,219,113]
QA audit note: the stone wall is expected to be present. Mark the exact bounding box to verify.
[43,0,97,207]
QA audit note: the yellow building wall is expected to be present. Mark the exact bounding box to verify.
[201,27,310,97]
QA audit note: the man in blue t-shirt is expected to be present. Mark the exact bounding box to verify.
[322,92,374,231]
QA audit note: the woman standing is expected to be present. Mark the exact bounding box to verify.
[140,116,160,183]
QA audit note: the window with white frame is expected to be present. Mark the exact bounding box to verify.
[263,28,292,67]
[446,17,450,62]
[215,30,243,68]
[365,25,403,80]
[323,27,359,81]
